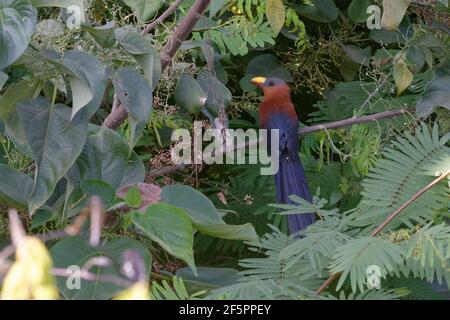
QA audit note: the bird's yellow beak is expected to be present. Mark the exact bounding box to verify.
[251,77,266,88]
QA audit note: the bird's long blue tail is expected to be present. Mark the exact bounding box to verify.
[275,153,316,234]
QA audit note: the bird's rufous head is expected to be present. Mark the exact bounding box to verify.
[251,76,291,100]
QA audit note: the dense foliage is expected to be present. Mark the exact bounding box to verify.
[0,0,449,300]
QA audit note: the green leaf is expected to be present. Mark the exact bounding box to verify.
[312,0,339,22]
[131,203,196,274]
[115,29,161,90]
[393,53,413,95]
[175,74,207,115]
[123,0,163,22]
[176,267,240,291]
[405,46,425,71]
[266,0,285,36]
[112,68,153,149]
[31,0,84,8]
[416,61,450,117]
[348,0,372,23]
[68,126,145,190]
[196,71,232,117]
[381,0,410,31]
[246,54,292,82]
[0,71,8,90]
[162,185,259,242]
[330,237,403,293]
[50,237,151,300]
[342,45,371,66]
[0,0,37,70]
[17,98,88,215]
[80,179,115,207]
[125,185,142,208]
[80,22,116,48]
[0,78,42,122]
[40,50,108,120]
[0,164,33,208]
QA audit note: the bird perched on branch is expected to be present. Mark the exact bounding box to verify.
[251,76,315,234]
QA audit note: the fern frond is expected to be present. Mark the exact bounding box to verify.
[402,223,450,287]
[279,229,351,275]
[350,123,450,230]
[338,289,402,300]
[329,237,404,293]
[151,276,203,300]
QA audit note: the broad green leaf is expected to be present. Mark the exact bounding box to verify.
[0,78,42,122]
[131,203,196,274]
[293,4,333,23]
[381,0,410,31]
[246,54,293,82]
[0,71,8,90]
[116,183,161,212]
[31,0,84,8]
[162,185,259,242]
[68,126,145,190]
[40,50,108,120]
[416,61,450,117]
[312,0,339,22]
[348,0,372,23]
[0,164,33,208]
[0,78,42,156]
[17,98,88,215]
[175,74,207,115]
[0,0,37,70]
[112,68,153,149]
[196,71,232,117]
[125,185,142,208]
[405,46,425,71]
[266,0,285,36]
[393,53,413,95]
[80,179,115,207]
[176,267,240,291]
[342,45,371,66]
[115,29,161,90]
[50,237,151,300]
[80,22,116,48]
[123,0,163,22]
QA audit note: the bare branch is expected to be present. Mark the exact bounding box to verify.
[141,0,184,35]
[8,209,25,246]
[89,196,103,247]
[146,108,412,179]
[315,170,450,295]
[102,0,211,130]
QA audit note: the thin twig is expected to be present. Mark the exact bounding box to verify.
[141,0,184,35]
[146,108,412,178]
[315,170,450,295]
[89,196,103,247]
[52,268,132,288]
[102,0,211,130]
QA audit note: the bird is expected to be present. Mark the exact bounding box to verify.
[251,76,315,234]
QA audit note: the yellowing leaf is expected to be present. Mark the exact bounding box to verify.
[114,282,151,300]
[393,52,413,95]
[266,0,286,36]
[381,0,411,30]
[1,237,59,300]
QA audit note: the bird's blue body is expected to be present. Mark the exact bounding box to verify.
[254,77,316,234]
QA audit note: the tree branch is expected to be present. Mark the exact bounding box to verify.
[141,0,184,35]
[102,0,211,130]
[298,108,412,135]
[145,108,412,179]
[315,170,450,295]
